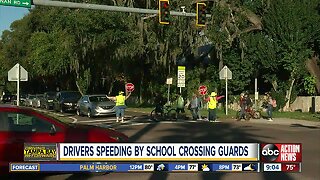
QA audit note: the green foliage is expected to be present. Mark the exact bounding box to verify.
[0,0,319,104]
[77,69,91,95]
[270,89,287,111]
[303,76,317,95]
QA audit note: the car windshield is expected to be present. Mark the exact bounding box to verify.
[36,95,44,98]
[61,92,81,99]
[29,95,35,99]
[89,96,108,102]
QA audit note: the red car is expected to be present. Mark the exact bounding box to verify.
[0,105,129,173]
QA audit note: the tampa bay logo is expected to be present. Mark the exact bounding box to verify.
[261,144,279,162]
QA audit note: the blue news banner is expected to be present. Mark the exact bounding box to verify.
[10,163,260,172]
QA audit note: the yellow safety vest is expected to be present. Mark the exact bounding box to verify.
[116,95,125,106]
[208,97,217,109]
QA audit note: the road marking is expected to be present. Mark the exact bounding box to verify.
[78,118,118,123]
[69,117,78,123]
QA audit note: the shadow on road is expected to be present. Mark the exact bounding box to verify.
[144,121,295,180]
[290,123,319,129]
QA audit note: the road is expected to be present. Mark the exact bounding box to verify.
[5,108,320,180]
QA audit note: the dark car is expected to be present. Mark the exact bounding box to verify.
[1,94,15,104]
[53,91,81,113]
[41,92,56,110]
[0,105,128,173]
[77,95,116,118]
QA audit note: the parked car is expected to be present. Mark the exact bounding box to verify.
[41,92,56,110]
[32,94,44,108]
[1,94,15,104]
[25,94,36,107]
[0,105,128,173]
[10,94,27,106]
[77,95,116,118]
[53,91,81,113]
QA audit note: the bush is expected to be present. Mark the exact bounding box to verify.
[271,90,287,111]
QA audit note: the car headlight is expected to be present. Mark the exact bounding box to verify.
[64,102,72,105]
[48,100,53,102]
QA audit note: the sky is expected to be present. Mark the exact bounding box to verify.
[0,5,30,37]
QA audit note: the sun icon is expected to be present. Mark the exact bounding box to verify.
[202,164,208,169]
[201,164,210,171]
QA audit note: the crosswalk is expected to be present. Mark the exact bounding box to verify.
[74,116,223,129]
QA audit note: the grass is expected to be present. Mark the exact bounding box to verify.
[271,111,320,121]
[127,107,320,122]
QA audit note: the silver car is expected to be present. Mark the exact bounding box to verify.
[26,94,36,107]
[32,94,44,108]
[76,95,116,118]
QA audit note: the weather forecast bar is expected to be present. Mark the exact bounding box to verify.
[9,163,260,172]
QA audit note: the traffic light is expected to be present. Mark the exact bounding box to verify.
[159,0,170,24]
[196,2,207,26]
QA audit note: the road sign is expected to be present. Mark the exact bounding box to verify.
[7,63,28,107]
[177,66,185,87]
[219,66,232,115]
[198,85,207,95]
[125,83,135,92]
[219,66,232,80]
[166,78,173,85]
[0,0,31,8]
[8,63,28,81]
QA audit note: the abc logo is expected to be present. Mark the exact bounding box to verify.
[261,144,279,162]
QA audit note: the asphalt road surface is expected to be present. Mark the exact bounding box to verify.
[4,109,320,180]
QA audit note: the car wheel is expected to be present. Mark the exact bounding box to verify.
[87,109,92,118]
[76,108,81,116]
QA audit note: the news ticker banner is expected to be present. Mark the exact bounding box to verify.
[9,162,261,172]
[23,143,302,163]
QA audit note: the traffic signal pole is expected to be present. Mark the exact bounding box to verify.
[32,0,211,17]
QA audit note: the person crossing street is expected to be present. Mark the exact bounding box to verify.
[107,91,131,123]
[204,92,225,122]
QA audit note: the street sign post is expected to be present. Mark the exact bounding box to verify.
[125,83,135,93]
[219,66,232,115]
[166,78,173,104]
[177,66,185,93]
[198,85,207,95]
[8,63,28,106]
[0,0,31,8]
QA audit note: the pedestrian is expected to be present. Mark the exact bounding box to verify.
[238,93,246,121]
[265,93,276,121]
[106,91,131,123]
[176,93,185,119]
[190,93,202,120]
[204,92,224,122]
[154,92,165,114]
